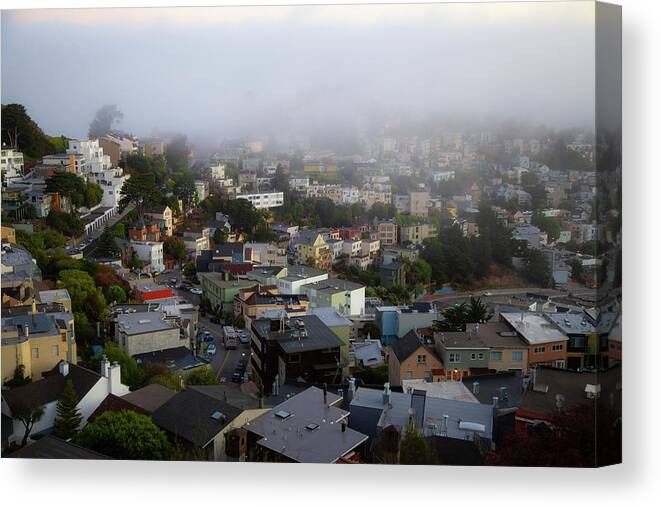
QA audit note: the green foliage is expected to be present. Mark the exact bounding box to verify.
[89,343,144,390]
[45,210,84,237]
[532,211,561,243]
[57,269,107,317]
[127,252,143,270]
[361,322,381,340]
[1,103,58,159]
[46,172,101,208]
[52,379,83,440]
[12,397,45,447]
[183,262,197,281]
[185,366,219,386]
[74,410,170,460]
[123,154,167,185]
[435,297,492,332]
[164,236,186,261]
[106,285,127,304]
[540,139,593,172]
[88,104,123,139]
[523,248,554,288]
[119,172,161,213]
[399,423,437,465]
[171,171,197,211]
[3,365,31,389]
[15,230,66,257]
[353,364,388,386]
[97,227,121,258]
[113,222,126,239]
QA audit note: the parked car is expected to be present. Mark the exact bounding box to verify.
[231,371,243,383]
[210,316,221,324]
[203,334,214,343]
[238,332,249,344]
[169,278,177,284]
[190,288,203,295]
[207,344,217,356]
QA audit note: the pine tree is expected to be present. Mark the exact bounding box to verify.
[52,379,83,440]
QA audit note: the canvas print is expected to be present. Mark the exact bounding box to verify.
[0,1,621,466]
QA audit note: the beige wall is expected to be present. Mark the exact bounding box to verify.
[488,347,529,373]
[2,330,76,383]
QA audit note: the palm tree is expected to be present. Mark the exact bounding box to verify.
[465,296,493,324]
[435,302,469,332]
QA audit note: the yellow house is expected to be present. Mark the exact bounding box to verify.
[145,205,173,237]
[1,306,77,383]
[387,330,444,387]
[296,231,331,270]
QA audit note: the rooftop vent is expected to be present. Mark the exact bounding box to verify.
[305,422,319,431]
[459,421,486,433]
[211,411,225,421]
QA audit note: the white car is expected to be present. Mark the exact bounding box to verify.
[190,288,203,295]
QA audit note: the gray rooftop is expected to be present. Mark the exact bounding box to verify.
[281,264,328,282]
[116,311,178,336]
[501,312,569,345]
[252,314,343,354]
[244,386,368,463]
[351,387,494,441]
[302,277,364,294]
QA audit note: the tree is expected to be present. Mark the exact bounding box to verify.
[97,227,121,258]
[465,296,493,324]
[88,104,123,139]
[1,103,59,158]
[185,366,219,386]
[106,284,127,304]
[52,379,83,440]
[183,262,197,281]
[89,343,144,389]
[119,172,161,213]
[74,410,170,460]
[523,248,554,288]
[436,303,469,332]
[13,399,45,447]
[57,269,106,317]
[3,364,31,389]
[361,322,381,340]
[164,236,186,262]
[171,171,197,211]
[45,210,84,237]
[127,252,143,270]
[399,423,436,465]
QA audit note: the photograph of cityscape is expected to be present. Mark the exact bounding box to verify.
[1,1,621,467]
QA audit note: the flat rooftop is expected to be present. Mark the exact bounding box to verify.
[501,312,569,345]
[245,386,368,463]
[116,311,178,336]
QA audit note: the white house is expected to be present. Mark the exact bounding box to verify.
[194,180,208,203]
[86,167,129,209]
[66,139,112,175]
[130,240,165,272]
[1,359,129,446]
[0,148,24,182]
[236,191,284,209]
[276,265,329,295]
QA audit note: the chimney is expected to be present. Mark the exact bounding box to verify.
[382,382,391,405]
[58,361,69,377]
[108,361,122,394]
[100,355,110,378]
[31,299,37,315]
[347,377,356,403]
[24,324,29,338]
[323,383,328,405]
[341,420,347,433]
[472,381,480,395]
[492,396,499,409]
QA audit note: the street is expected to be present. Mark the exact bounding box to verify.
[156,267,250,385]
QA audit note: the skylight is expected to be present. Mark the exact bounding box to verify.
[211,411,225,421]
[305,423,319,431]
[275,410,292,419]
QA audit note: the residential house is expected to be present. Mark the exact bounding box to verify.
[130,240,165,273]
[236,191,284,209]
[374,303,437,345]
[434,327,491,380]
[250,315,344,395]
[377,220,398,247]
[388,330,444,386]
[380,262,406,289]
[408,190,430,216]
[299,278,366,317]
[1,359,129,446]
[144,205,173,237]
[470,322,529,375]
[199,273,256,314]
[237,292,310,330]
[276,265,328,295]
[133,284,174,303]
[243,242,287,267]
[399,222,437,246]
[115,310,185,356]
[1,305,76,383]
[500,312,569,370]
[244,386,368,463]
[295,230,331,270]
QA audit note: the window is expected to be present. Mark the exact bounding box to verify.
[552,344,564,351]
[417,354,426,364]
[52,345,59,356]
[554,360,566,368]
[405,370,413,380]
[512,351,524,362]
[449,352,461,363]
[31,348,39,358]
[470,353,477,360]
[491,351,503,361]
[478,353,484,360]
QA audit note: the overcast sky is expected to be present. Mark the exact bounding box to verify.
[1,2,596,144]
